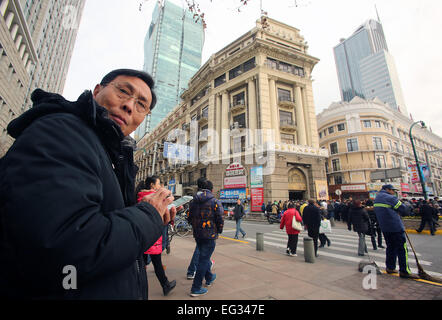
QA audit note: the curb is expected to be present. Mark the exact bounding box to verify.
[406,229,442,236]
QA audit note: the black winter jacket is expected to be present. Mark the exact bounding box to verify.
[348,207,370,234]
[188,190,224,240]
[302,204,321,235]
[0,89,164,299]
[233,204,245,221]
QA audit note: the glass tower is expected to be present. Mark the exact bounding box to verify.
[333,19,407,115]
[135,0,204,141]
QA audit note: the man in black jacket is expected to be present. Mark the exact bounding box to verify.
[233,199,246,239]
[0,69,176,299]
[416,200,436,235]
[302,200,322,257]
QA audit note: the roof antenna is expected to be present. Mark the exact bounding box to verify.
[375,4,381,23]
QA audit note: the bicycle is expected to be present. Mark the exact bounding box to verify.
[166,208,192,253]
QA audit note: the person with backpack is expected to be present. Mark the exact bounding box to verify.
[233,199,246,239]
[187,178,224,297]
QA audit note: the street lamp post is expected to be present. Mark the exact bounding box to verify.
[409,121,427,200]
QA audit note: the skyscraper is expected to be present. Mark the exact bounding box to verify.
[135,0,204,141]
[0,0,85,155]
[333,19,407,115]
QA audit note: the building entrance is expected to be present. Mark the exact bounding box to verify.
[289,191,304,201]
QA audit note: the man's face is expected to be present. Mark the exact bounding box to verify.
[386,188,396,195]
[93,75,152,136]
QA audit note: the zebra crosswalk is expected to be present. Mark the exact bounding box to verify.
[245,228,442,278]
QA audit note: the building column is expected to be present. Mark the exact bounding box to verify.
[268,76,280,144]
[216,93,222,155]
[247,76,257,148]
[221,90,230,158]
[295,85,307,145]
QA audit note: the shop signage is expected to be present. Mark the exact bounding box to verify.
[225,163,245,177]
[219,188,247,199]
[250,188,264,212]
[341,184,366,192]
[224,176,247,189]
[401,183,410,192]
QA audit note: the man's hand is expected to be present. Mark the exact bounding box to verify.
[141,188,175,224]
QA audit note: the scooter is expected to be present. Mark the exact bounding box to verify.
[265,212,280,224]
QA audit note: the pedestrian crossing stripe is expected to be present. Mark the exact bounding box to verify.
[260,234,431,265]
[271,230,423,257]
[244,229,442,278]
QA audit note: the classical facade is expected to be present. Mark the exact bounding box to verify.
[0,0,85,155]
[135,17,328,210]
[317,97,442,200]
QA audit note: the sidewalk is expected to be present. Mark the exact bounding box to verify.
[147,233,442,300]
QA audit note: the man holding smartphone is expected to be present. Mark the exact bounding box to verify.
[0,69,176,299]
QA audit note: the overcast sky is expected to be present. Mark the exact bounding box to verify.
[63,0,442,137]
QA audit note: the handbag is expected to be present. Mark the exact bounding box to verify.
[292,215,303,231]
[319,219,332,234]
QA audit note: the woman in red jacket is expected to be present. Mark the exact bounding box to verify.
[280,202,303,256]
[137,176,175,296]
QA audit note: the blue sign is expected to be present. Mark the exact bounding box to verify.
[219,188,246,199]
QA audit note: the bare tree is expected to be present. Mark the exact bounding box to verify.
[139,0,252,28]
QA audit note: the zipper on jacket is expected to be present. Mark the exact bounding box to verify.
[135,259,142,300]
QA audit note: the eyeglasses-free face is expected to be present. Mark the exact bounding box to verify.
[92,75,153,136]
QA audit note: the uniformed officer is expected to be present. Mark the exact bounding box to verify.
[374,184,419,279]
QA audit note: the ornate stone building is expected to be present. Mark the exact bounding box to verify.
[135,17,328,210]
[317,97,442,199]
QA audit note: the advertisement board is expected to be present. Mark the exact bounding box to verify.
[315,180,329,200]
[250,188,264,212]
[250,166,263,188]
[219,188,247,200]
[224,176,247,189]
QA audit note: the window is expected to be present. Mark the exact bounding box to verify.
[201,106,209,118]
[376,155,386,168]
[232,92,245,106]
[233,113,246,128]
[394,142,399,152]
[281,133,294,144]
[387,139,392,151]
[330,142,338,155]
[214,74,226,87]
[337,123,345,131]
[374,120,381,128]
[347,138,359,152]
[200,168,206,178]
[328,126,334,134]
[278,88,292,102]
[363,120,371,128]
[391,157,397,168]
[334,175,343,185]
[279,110,293,126]
[319,132,322,139]
[373,137,383,150]
[332,159,340,172]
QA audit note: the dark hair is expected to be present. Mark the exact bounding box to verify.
[308,199,315,205]
[145,175,160,190]
[288,203,295,209]
[100,69,157,111]
[197,177,213,191]
[353,200,362,207]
